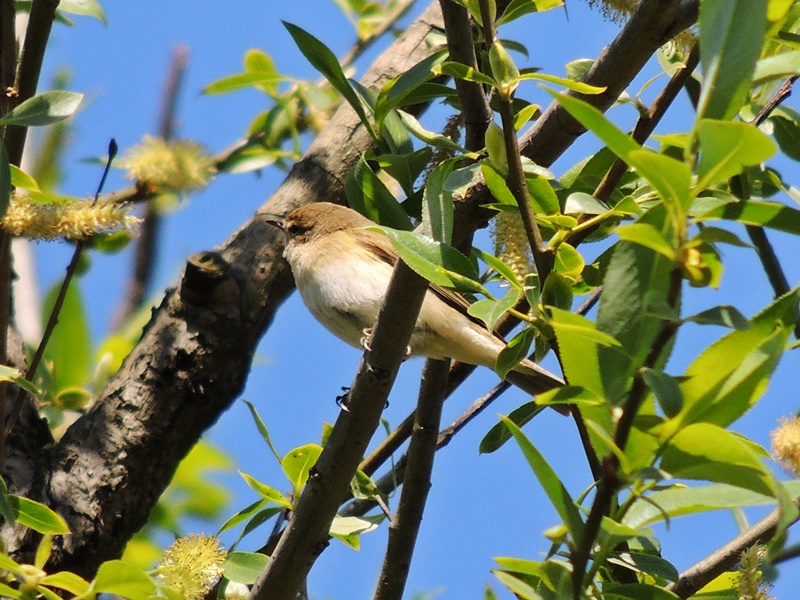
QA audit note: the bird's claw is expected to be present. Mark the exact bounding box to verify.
[336,386,351,412]
[360,327,373,351]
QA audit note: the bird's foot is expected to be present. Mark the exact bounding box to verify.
[336,386,351,412]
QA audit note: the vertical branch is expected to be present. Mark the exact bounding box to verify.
[478,0,552,278]
[0,0,60,469]
[373,359,450,600]
[0,0,16,474]
[113,46,190,329]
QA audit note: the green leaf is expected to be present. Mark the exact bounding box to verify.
[684,305,750,330]
[217,499,269,535]
[548,91,640,162]
[496,327,536,379]
[243,401,283,463]
[422,160,455,244]
[489,41,520,97]
[752,50,800,86]
[397,110,467,152]
[375,51,446,127]
[437,61,497,87]
[58,0,106,24]
[541,271,573,311]
[675,289,797,427]
[641,368,682,417]
[203,72,283,95]
[627,150,692,217]
[9,164,39,193]
[239,472,292,509]
[221,551,270,585]
[615,223,676,260]
[281,443,323,496]
[554,243,584,280]
[0,477,14,523]
[624,481,800,529]
[597,206,678,402]
[497,0,564,26]
[660,423,776,497]
[468,287,521,332]
[696,120,776,189]
[601,582,680,600]
[0,91,83,127]
[697,199,800,234]
[11,496,69,534]
[697,0,768,120]
[375,149,432,197]
[518,72,605,95]
[607,553,679,584]
[40,571,90,595]
[42,282,91,392]
[500,416,585,543]
[472,247,522,289]
[689,226,750,248]
[283,22,374,137]
[480,402,544,454]
[346,155,412,230]
[372,227,484,292]
[564,192,607,215]
[527,175,560,215]
[91,561,156,599]
[329,514,378,538]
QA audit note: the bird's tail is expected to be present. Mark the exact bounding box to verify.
[504,359,569,415]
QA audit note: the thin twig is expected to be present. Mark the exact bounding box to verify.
[113,47,190,329]
[570,267,682,598]
[668,497,800,599]
[26,141,117,382]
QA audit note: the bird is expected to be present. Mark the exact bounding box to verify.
[267,202,565,400]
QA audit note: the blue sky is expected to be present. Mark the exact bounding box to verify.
[27,1,800,598]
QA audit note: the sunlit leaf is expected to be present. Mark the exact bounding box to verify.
[0,91,83,127]
[697,0,767,120]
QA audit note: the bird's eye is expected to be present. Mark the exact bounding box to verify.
[286,223,303,236]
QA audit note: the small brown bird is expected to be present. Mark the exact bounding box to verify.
[268,202,565,398]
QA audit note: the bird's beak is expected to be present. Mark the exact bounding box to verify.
[265,217,285,231]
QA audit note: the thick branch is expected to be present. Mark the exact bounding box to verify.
[4,3,447,575]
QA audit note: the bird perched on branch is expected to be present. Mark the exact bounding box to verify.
[268,202,565,402]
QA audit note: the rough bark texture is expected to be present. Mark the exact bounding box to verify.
[3,1,445,576]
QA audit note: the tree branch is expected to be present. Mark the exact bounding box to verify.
[3,2,448,575]
[373,359,449,600]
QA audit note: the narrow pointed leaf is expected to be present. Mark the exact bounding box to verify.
[500,416,584,542]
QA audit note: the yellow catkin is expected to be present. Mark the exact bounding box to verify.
[155,534,227,600]
[584,0,638,23]
[737,545,774,600]
[770,416,800,476]
[120,135,215,192]
[492,211,534,282]
[1,196,140,241]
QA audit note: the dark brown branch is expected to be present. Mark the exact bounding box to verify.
[3,2,448,576]
[250,261,430,600]
[373,359,450,600]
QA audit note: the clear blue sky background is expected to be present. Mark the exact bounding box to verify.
[26,1,800,598]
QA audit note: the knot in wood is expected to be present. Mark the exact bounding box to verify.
[180,251,240,309]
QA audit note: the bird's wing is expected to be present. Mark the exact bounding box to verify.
[351,228,499,335]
